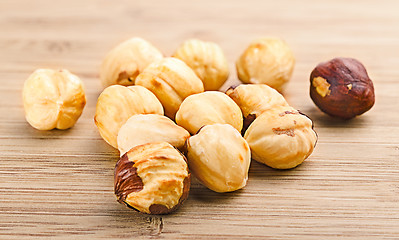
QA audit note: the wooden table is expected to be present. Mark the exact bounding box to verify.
[1,0,398,239]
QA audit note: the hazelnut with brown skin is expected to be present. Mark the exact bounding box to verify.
[114,142,190,214]
[310,57,375,119]
[244,106,317,169]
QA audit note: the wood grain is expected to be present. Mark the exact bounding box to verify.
[1,0,399,239]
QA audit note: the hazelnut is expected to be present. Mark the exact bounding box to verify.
[117,114,190,156]
[226,84,289,133]
[135,57,204,119]
[310,57,375,119]
[94,85,164,148]
[100,37,163,87]
[173,39,229,91]
[185,124,251,193]
[114,142,190,214]
[244,106,317,169]
[22,69,86,130]
[175,91,243,135]
[236,38,295,92]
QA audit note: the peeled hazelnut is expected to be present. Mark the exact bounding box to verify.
[186,124,251,193]
[173,39,229,91]
[244,106,317,169]
[94,85,164,148]
[100,37,163,87]
[226,84,289,133]
[22,69,86,130]
[117,114,190,156]
[310,57,375,119]
[175,91,243,135]
[114,142,190,214]
[135,57,204,119]
[236,38,295,92]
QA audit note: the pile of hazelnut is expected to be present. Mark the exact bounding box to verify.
[22,37,375,215]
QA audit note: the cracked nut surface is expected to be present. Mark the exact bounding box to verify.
[176,91,243,135]
[186,124,251,193]
[173,39,229,91]
[310,57,375,119]
[100,37,163,88]
[114,142,190,214]
[244,106,317,169]
[22,69,86,130]
[117,114,190,156]
[135,57,204,119]
[236,38,295,92]
[226,84,289,133]
[94,85,164,148]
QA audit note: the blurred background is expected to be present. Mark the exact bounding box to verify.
[1,0,397,116]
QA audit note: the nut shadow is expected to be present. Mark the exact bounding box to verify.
[185,159,310,214]
[188,175,246,204]
[247,159,302,179]
[245,157,322,190]
[298,105,369,129]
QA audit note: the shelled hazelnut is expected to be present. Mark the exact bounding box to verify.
[236,38,295,92]
[21,35,326,217]
[135,57,204,119]
[226,84,289,133]
[100,37,163,87]
[176,91,243,134]
[173,39,229,91]
[310,57,375,119]
[94,85,164,148]
[185,124,251,193]
[117,114,190,156]
[114,142,190,214]
[22,69,86,130]
[244,106,317,169]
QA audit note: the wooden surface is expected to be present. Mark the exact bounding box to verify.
[1,0,399,239]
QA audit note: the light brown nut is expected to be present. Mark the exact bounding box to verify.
[175,91,243,135]
[244,106,317,169]
[186,124,251,193]
[135,57,204,119]
[114,142,190,214]
[117,114,190,156]
[173,39,229,91]
[94,85,164,148]
[226,84,289,133]
[236,38,295,92]
[100,37,163,88]
[22,69,86,130]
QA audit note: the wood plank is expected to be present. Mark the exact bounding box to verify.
[0,0,398,239]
